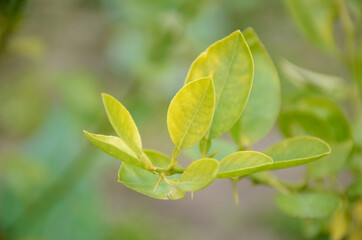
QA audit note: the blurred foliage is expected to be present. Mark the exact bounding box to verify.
[0,0,27,53]
[0,0,361,239]
[272,0,362,239]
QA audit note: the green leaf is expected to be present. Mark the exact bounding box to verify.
[308,141,353,178]
[167,77,215,150]
[184,138,238,161]
[280,60,346,96]
[118,163,185,200]
[349,150,362,175]
[143,149,183,170]
[217,151,272,178]
[83,131,143,167]
[102,93,143,156]
[301,219,325,238]
[352,117,362,148]
[348,176,362,199]
[264,136,331,170]
[275,192,341,219]
[177,158,219,192]
[279,109,335,141]
[294,96,351,142]
[230,28,280,146]
[285,0,338,52]
[279,95,350,142]
[185,30,254,139]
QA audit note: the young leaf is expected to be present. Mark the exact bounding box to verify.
[275,192,341,219]
[83,131,143,168]
[264,136,331,170]
[167,77,215,150]
[102,93,143,156]
[143,149,183,171]
[308,141,353,178]
[185,30,254,139]
[217,151,272,178]
[118,163,185,200]
[285,0,338,52]
[230,28,280,146]
[184,138,238,161]
[177,158,219,192]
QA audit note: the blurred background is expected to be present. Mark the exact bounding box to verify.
[0,0,358,239]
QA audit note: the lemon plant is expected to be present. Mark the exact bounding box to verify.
[84,28,331,202]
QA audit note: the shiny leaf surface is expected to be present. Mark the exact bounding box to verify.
[185,30,254,138]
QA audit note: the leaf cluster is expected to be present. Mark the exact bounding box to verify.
[84,28,331,200]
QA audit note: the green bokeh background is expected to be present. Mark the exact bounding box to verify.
[0,0,353,239]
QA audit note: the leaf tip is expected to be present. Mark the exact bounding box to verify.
[243,27,255,34]
[83,130,92,138]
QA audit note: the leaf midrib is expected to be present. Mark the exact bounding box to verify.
[213,36,240,114]
[177,80,211,149]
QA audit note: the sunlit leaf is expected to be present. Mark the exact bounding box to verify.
[349,150,362,175]
[230,28,280,146]
[285,0,338,52]
[177,158,219,192]
[84,131,143,167]
[217,151,272,178]
[264,136,331,170]
[167,76,215,150]
[118,163,185,200]
[102,93,143,156]
[185,30,254,139]
[308,141,353,178]
[275,192,341,219]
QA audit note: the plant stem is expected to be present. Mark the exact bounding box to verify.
[231,178,240,206]
[249,173,291,195]
[153,174,163,193]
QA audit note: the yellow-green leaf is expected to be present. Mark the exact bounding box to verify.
[217,151,272,178]
[265,136,331,170]
[177,158,219,192]
[230,28,280,146]
[102,93,142,156]
[275,192,341,219]
[143,149,183,171]
[185,30,254,139]
[167,76,215,150]
[83,131,143,167]
[118,163,185,200]
[330,208,349,240]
